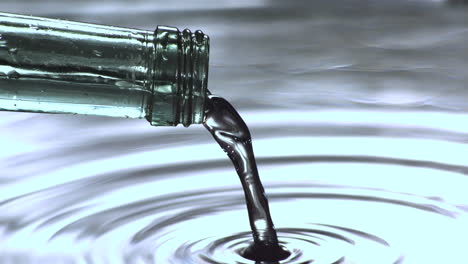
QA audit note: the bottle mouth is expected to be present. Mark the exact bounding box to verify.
[148,26,209,127]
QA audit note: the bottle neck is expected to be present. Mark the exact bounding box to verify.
[147,26,210,127]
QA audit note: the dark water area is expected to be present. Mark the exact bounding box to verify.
[0,0,468,263]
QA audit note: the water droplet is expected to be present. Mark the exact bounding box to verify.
[93,50,103,57]
[115,81,133,88]
[7,70,20,79]
[8,48,18,55]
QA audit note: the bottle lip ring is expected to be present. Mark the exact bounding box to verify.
[184,28,209,126]
[148,26,209,127]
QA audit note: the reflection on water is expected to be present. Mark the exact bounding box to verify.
[0,0,468,263]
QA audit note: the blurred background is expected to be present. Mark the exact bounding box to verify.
[0,1,467,263]
[1,0,467,111]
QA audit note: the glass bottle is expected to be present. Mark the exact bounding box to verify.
[0,12,209,126]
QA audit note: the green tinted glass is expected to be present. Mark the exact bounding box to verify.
[0,12,209,126]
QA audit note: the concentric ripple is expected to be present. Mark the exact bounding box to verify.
[2,109,468,263]
[1,146,468,263]
[125,183,460,264]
